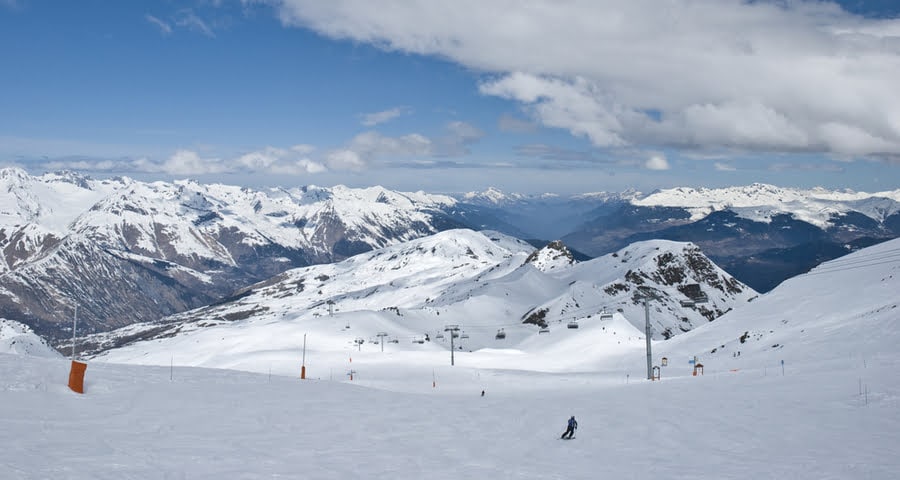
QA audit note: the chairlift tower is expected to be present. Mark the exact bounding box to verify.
[444,325,460,365]
[638,286,656,381]
[644,300,652,380]
[376,332,388,352]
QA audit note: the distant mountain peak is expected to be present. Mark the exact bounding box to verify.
[524,240,576,271]
[461,187,524,205]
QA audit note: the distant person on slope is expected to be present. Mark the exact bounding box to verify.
[561,415,577,439]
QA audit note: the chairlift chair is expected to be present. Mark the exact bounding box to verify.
[460,332,469,339]
[539,327,550,334]
[599,309,613,321]
[435,332,444,339]
[495,328,506,340]
[567,319,579,329]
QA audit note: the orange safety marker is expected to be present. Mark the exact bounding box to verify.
[68,360,87,394]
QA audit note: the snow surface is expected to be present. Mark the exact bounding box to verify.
[2,239,899,478]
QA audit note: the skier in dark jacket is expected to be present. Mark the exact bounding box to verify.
[561,415,577,439]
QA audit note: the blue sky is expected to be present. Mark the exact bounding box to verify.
[1,1,899,194]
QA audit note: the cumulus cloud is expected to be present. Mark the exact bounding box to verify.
[325,149,366,170]
[264,0,900,158]
[18,143,326,178]
[348,131,432,157]
[714,162,737,172]
[321,131,430,170]
[160,150,228,175]
[236,145,325,174]
[360,107,411,126]
[324,122,484,169]
[645,154,670,171]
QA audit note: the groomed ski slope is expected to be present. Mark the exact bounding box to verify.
[2,238,899,479]
[1,352,897,479]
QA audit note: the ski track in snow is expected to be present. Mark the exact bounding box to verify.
[1,353,898,479]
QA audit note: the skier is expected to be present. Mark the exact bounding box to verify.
[561,415,577,439]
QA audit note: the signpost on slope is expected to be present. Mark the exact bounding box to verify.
[301,333,307,379]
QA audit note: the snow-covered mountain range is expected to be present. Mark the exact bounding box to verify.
[633,183,900,227]
[459,184,900,292]
[0,168,464,338]
[81,229,755,364]
[2,166,897,346]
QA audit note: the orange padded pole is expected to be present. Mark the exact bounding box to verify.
[68,360,87,394]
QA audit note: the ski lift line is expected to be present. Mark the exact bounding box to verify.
[811,252,900,271]
[440,305,619,332]
[808,247,900,266]
[808,258,900,275]
[805,257,900,277]
[802,250,900,274]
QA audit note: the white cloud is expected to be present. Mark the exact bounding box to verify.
[360,107,411,126]
[326,149,366,170]
[645,154,670,171]
[236,145,326,174]
[348,131,433,157]
[266,0,900,158]
[145,15,173,35]
[174,9,216,37]
[481,74,628,147]
[42,158,121,172]
[324,131,430,169]
[161,150,228,175]
[323,122,483,169]
[445,121,483,143]
[714,162,737,172]
[290,144,316,155]
[145,9,221,38]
